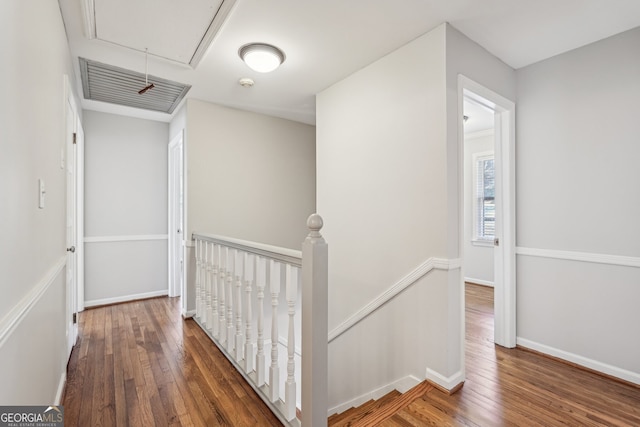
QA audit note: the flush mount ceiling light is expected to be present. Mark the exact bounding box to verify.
[239,43,285,73]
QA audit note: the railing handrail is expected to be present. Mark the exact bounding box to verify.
[192,232,302,267]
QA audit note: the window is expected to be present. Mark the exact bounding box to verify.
[473,152,495,242]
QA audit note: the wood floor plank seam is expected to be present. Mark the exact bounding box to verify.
[350,381,434,427]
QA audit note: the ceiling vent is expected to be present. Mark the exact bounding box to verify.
[79,57,191,114]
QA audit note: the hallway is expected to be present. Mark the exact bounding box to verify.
[62,297,282,426]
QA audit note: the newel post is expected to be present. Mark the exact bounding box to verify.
[301,214,328,426]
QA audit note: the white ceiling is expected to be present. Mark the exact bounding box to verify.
[463,99,494,135]
[58,0,640,125]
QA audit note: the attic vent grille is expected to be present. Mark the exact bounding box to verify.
[79,57,191,114]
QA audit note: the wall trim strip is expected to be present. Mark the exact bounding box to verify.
[84,290,169,308]
[84,234,169,243]
[55,372,67,405]
[0,257,66,349]
[516,246,640,269]
[328,374,422,416]
[328,257,461,343]
[517,337,640,386]
[464,277,494,287]
[425,368,465,393]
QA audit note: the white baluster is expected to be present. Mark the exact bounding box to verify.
[302,214,328,427]
[269,260,281,403]
[204,241,211,328]
[201,240,207,321]
[226,248,235,352]
[201,240,208,320]
[235,250,244,361]
[284,264,298,421]
[255,256,267,386]
[195,239,201,319]
[244,252,255,373]
[211,244,219,338]
[219,246,227,344]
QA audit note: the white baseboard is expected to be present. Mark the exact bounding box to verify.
[84,290,168,308]
[425,368,465,392]
[183,309,196,318]
[464,277,494,287]
[328,374,421,416]
[517,337,640,385]
[55,372,66,405]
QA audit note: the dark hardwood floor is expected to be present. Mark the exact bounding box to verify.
[64,287,640,426]
[380,283,640,426]
[62,297,282,426]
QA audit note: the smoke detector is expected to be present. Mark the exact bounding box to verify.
[239,77,255,88]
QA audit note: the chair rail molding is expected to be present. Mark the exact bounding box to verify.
[84,234,168,243]
[516,247,640,269]
[328,257,461,343]
[0,256,66,349]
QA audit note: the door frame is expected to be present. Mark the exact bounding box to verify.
[459,75,516,348]
[168,132,184,299]
[76,119,85,313]
[64,75,80,356]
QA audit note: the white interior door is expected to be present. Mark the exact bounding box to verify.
[168,133,184,298]
[65,84,79,356]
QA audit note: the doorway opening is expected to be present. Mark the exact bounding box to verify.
[459,75,516,349]
[463,96,496,346]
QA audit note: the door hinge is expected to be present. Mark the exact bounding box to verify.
[73,313,77,324]
[72,132,77,145]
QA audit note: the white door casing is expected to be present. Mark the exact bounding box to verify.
[64,75,79,356]
[76,121,85,312]
[168,132,184,299]
[459,75,517,349]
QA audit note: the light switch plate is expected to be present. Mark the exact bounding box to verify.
[38,179,45,209]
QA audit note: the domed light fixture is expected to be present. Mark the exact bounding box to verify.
[239,43,286,73]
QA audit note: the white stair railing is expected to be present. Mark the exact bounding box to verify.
[192,214,327,426]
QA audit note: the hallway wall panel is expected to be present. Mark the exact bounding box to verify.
[83,111,169,306]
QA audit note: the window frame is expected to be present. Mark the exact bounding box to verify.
[472,151,495,246]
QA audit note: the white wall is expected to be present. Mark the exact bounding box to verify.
[185,99,316,248]
[318,25,451,410]
[0,0,76,403]
[174,99,316,314]
[464,130,494,285]
[83,111,169,305]
[317,23,517,409]
[516,27,640,383]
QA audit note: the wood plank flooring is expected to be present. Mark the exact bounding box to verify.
[64,287,640,426]
[380,283,640,426]
[62,297,282,426]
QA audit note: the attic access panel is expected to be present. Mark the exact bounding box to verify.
[88,0,235,67]
[79,57,191,114]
